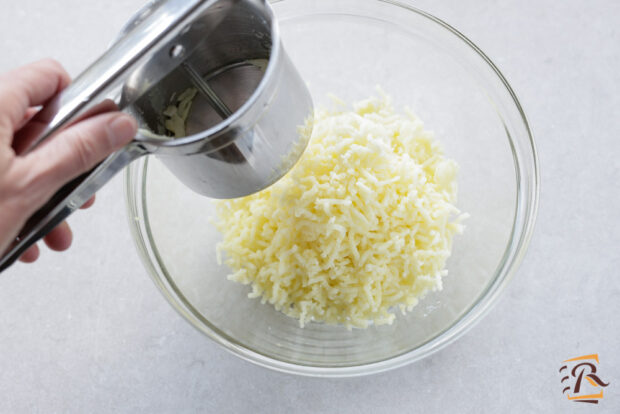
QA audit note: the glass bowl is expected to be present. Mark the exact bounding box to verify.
[124,0,538,377]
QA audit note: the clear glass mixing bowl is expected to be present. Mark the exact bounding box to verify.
[124,0,539,376]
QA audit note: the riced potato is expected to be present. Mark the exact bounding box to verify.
[215,93,466,328]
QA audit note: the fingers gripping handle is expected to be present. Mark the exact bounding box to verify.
[0,144,146,272]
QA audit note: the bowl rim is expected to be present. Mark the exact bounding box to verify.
[124,0,540,377]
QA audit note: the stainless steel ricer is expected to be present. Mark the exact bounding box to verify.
[0,0,313,271]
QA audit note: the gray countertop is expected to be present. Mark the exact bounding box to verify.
[1,0,619,412]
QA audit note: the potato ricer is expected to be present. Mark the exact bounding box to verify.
[0,0,313,271]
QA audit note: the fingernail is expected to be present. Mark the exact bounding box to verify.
[108,114,138,147]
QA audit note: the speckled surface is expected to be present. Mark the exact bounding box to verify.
[0,0,619,412]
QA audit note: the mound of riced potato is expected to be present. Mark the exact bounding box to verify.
[214,93,466,329]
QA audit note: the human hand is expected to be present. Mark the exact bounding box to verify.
[0,59,137,263]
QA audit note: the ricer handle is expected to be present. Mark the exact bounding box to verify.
[0,144,147,272]
[0,20,156,273]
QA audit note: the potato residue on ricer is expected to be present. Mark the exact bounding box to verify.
[163,87,198,138]
[211,93,466,329]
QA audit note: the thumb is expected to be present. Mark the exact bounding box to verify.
[24,112,137,199]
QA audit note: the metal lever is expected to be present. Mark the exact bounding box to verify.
[0,0,225,272]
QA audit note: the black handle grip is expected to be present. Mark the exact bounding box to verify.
[0,171,92,272]
[0,145,146,273]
